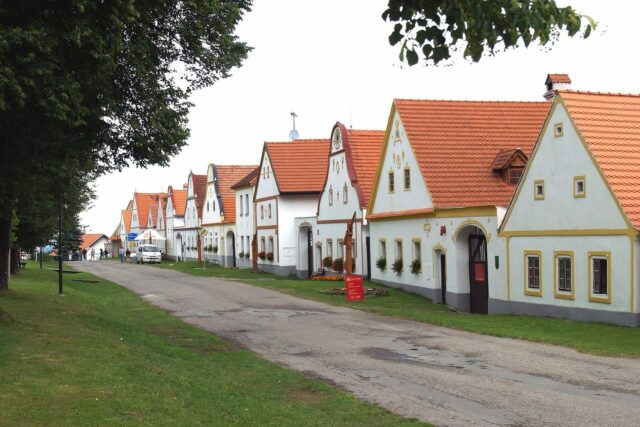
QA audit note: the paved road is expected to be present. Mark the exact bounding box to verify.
[74,261,640,426]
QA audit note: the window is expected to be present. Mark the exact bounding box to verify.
[343,184,348,204]
[245,194,249,215]
[268,237,274,253]
[412,239,421,263]
[207,201,210,212]
[268,203,272,218]
[260,205,264,219]
[574,176,586,198]
[260,237,265,252]
[212,201,215,212]
[238,197,242,216]
[524,250,542,296]
[508,167,524,185]
[337,239,344,259]
[554,122,564,137]
[534,180,545,200]
[379,239,386,259]
[404,167,411,191]
[589,252,611,303]
[394,239,403,261]
[327,239,333,259]
[388,171,395,193]
[554,251,574,299]
[329,186,333,206]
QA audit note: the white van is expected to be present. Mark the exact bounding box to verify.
[135,244,162,264]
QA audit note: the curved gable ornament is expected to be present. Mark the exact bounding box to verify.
[331,127,343,152]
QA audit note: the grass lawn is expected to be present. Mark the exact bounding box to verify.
[0,262,427,427]
[155,261,640,357]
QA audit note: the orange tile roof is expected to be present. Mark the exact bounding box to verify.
[394,99,550,208]
[491,148,527,171]
[559,90,640,229]
[343,126,386,207]
[547,73,571,84]
[80,234,107,251]
[122,210,132,233]
[264,139,330,193]
[191,174,207,218]
[231,166,260,189]
[169,188,187,217]
[133,193,165,228]
[212,165,258,223]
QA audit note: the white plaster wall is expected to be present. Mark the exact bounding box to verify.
[370,214,506,300]
[277,195,319,267]
[315,221,366,275]
[508,235,632,312]
[317,151,361,221]
[88,237,110,253]
[236,186,255,258]
[202,180,221,225]
[371,113,433,214]
[256,199,277,228]
[504,104,628,231]
[255,153,279,200]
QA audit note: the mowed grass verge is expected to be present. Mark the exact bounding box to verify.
[0,262,427,427]
[155,261,640,357]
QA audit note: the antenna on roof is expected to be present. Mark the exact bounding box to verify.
[349,102,353,129]
[289,112,299,141]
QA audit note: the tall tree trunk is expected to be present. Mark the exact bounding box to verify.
[0,214,11,290]
[10,247,19,274]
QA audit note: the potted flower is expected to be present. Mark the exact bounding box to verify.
[331,257,344,272]
[410,259,422,275]
[244,252,250,259]
[238,251,245,259]
[322,256,333,268]
[258,251,266,260]
[212,246,218,254]
[266,252,274,261]
[376,256,387,271]
[392,258,403,276]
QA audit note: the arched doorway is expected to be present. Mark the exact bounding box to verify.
[176,233,183,262]
[433,246,447,305]
[225,231,235,267]
[453,223,489,314]
[297,224,313,278]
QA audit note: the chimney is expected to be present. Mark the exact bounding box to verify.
[544,74,571,101]
[183,183,188,190]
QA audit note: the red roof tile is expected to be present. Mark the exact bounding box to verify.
[122,210,132,233]
[133,193,166,228]
[231,167,260,189]
[491,148,527,171]
[394,99,550,208]
[191,174,207,218]
[169,188,187,217]
[547,74,571,84]
[80,234,107,251]
[264,139,330,193]
[559,90,640,229]
[212,165,258,223]
[343,127,386,207]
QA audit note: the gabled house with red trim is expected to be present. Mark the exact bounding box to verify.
[165,185,187,261]
[182,171,207,261]
[254,138,330,275]
[499,89,640,326]
[201,164,257,267]
[301,123,384,278]
[367,97,549,313]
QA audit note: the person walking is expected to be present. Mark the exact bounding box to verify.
[99,248,104,260]
[82,248,87,261]
[104,249,109,259]
[118,247,124,263]
[125,248,131,263]
[90,248,95,261]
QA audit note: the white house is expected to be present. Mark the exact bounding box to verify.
[254,138,330,275]
[80,234,109,258]
[182,172,207,261]
[231,167,260,268]
[367,98,549,313]
[165,185,187,261]
[308,123,384,278]
[201,164,257,267]
[154,193,168,253]
[499,89,640,326]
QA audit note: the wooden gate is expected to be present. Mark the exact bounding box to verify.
[468,231,488,314]
[307,227,313,278]
[440,253,447,305]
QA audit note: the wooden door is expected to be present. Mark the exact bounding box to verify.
[307,228,313,278]
[468,233,488,314]
[440,254,447,305]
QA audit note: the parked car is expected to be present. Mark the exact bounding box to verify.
[135,244,162,264]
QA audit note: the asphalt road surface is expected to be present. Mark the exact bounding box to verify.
[73,261,640,426]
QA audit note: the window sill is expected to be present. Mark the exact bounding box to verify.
[524,289,542,297]
[589,295,611,304]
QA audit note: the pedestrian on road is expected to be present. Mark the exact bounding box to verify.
[90,248,95,261]
[99,248,103,260]
[104,249,109,259]
[125,249,131,263]
[118,247,124,263]
[82,249,87,261]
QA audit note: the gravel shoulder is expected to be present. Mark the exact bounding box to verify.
[74,261,640,427]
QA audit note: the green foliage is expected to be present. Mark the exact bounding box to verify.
[332,257,344,272]
[322,256,333,268]
[258,251,266,260]
[376,257,387,271]
[266,252,274,261]
[410,259,422,275]
[392,258,403,276]
[383,0,596,65]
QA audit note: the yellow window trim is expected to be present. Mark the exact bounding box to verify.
[411,238,422,264]
[524,250,542,297]
[588,251,612,304]
[388,170,395,194]
[573,175,586,199]
[553,122,564,137]
[403,166,411,191]
[554,251,575,300]
[394,238,403,260]
[534,179,545,200]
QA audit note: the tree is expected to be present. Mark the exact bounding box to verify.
[383,0,596,65]
[0,0,251,290]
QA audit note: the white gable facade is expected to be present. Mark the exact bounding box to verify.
[500,100,639,326]
[183,173,202,261]
[235,183,255,269]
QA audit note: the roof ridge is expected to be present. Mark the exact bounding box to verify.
[395,98,547,104]
[559,90,640,98]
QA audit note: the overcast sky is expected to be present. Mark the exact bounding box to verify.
[81,0,640,235]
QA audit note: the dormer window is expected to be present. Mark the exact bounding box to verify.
[492,148,527,185]
[507,167,524,185]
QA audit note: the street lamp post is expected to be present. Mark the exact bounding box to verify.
[58,198,64,296]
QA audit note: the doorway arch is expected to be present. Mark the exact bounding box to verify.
[453,225,489,314]
[297,223,313,278]
[175,233,183,262]
[225,231,236,267]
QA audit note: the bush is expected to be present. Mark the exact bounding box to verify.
[244,252,250,259]
[212,246,218,254]
[238,251,245,258]
[266,252,274,261]
[392,258,403,276]
[376,257,386,271]
[331,257,344,272]
[258,251,266,260]
[322,256,332,268]
[410,259,422,275]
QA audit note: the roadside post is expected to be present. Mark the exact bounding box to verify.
[344,212,364,302]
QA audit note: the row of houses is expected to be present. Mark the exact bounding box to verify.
[110,74,640,327]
